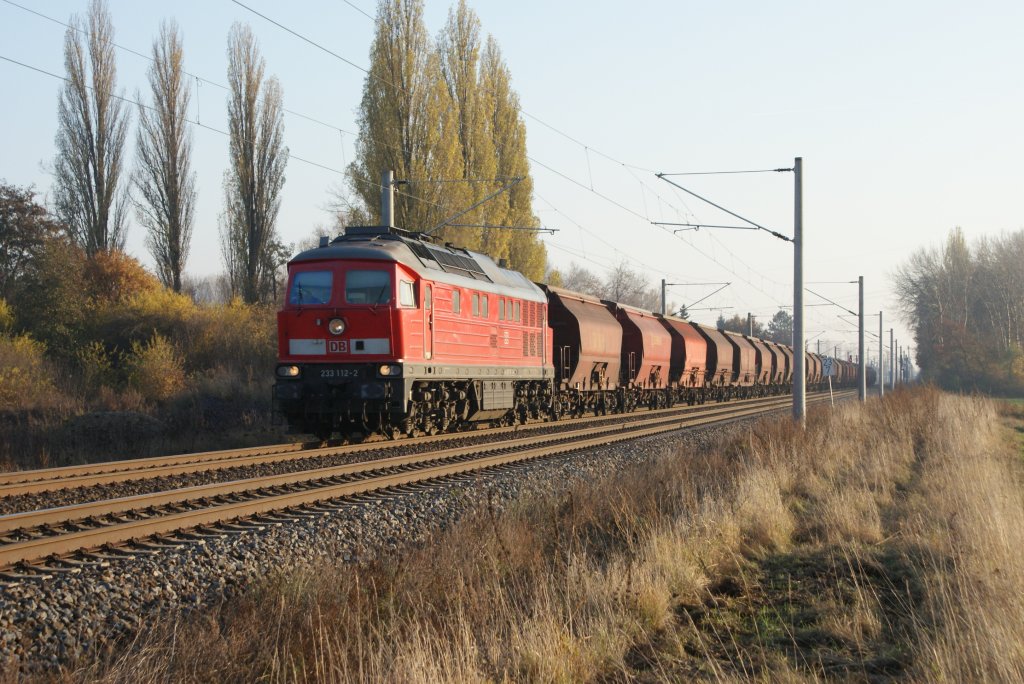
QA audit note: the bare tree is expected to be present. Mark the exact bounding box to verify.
[558,261,659,310]
[561,263,604,297]
[220,23,288,304]
[895,227,1024,393]
[53,0,130,255]
[132,20,195,292]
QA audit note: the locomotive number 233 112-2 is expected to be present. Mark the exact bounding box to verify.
[320,368,359,379]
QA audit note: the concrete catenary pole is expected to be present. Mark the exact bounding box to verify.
[381,170,395,228]
[878,311,884,398]
[858,276,866,401]
[890,329,895,389]
[793,157,805,425]
[660,279,666,316]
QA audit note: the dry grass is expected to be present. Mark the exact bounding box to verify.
[25,386,1024,683]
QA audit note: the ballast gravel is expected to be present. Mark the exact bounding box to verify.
[0,416,765,674]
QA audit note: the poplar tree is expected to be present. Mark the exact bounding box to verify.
[438,0,496,252]
[133,20,195,292]
[53,0,130,255]
[480,36,547,280]
[220,23,288,304]
[349,0,467,235]
[352,0,548,280]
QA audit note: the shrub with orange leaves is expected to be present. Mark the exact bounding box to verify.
[83,250,161,306]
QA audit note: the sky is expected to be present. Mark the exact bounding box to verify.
[2,0,1023,374]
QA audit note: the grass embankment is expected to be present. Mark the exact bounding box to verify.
[68,387,1024,681]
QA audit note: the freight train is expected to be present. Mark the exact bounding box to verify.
[273,224,868,440]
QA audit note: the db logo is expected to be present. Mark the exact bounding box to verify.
[328,340,349,354]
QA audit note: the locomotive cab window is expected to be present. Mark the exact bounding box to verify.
[345,270,391,305]
[399,280,415,307]
[482,295,489,317]
[472,293,480,316]
[289,271,332,305]
[452,290,461,313]
[514,301,521,322]
[498,299,505,320]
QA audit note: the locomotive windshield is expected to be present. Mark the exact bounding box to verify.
[288,271,332,305]
[345,270,392,305]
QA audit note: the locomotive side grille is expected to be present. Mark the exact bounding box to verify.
[529,331,537,357]
[403,236,494,281]
[406,240,439,266]
[424,246,492,281]
[490,334,498,348]
[522,333,529,356]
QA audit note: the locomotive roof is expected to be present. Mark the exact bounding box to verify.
[290,226,546,302]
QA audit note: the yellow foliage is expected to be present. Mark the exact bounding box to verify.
[0,333,56,410]
[186,299,277,374]
[74,340,115,392]
[123,286,195,326]
[0,298,12,333]
[126,333,186,403]
[84,250,161,305]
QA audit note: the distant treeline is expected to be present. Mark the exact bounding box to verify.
[896,227,1024,395]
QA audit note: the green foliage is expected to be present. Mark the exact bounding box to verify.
[0,181,64,300]
[11,237,89,357]
[766,310,793,344]
[716,313,766,337]
[74,340,116,393]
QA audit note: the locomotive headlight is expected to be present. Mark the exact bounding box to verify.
[277,365,301,378]
[328,318,346,335]
[378,364,401,377]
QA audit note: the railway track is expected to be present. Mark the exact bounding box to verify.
[0,391,834,497]
[0,390,853,576]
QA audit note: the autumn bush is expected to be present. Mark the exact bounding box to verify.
[125,333,187,403]
[0,245,284,469]
[0,298,12,333]
[0,333,57,411]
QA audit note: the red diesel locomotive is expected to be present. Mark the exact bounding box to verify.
[274,225,553,440]
[274,224,868,440]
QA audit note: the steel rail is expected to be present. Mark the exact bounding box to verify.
[0,391,852,569]
[0,395,805,533]
[0,391,825,495]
